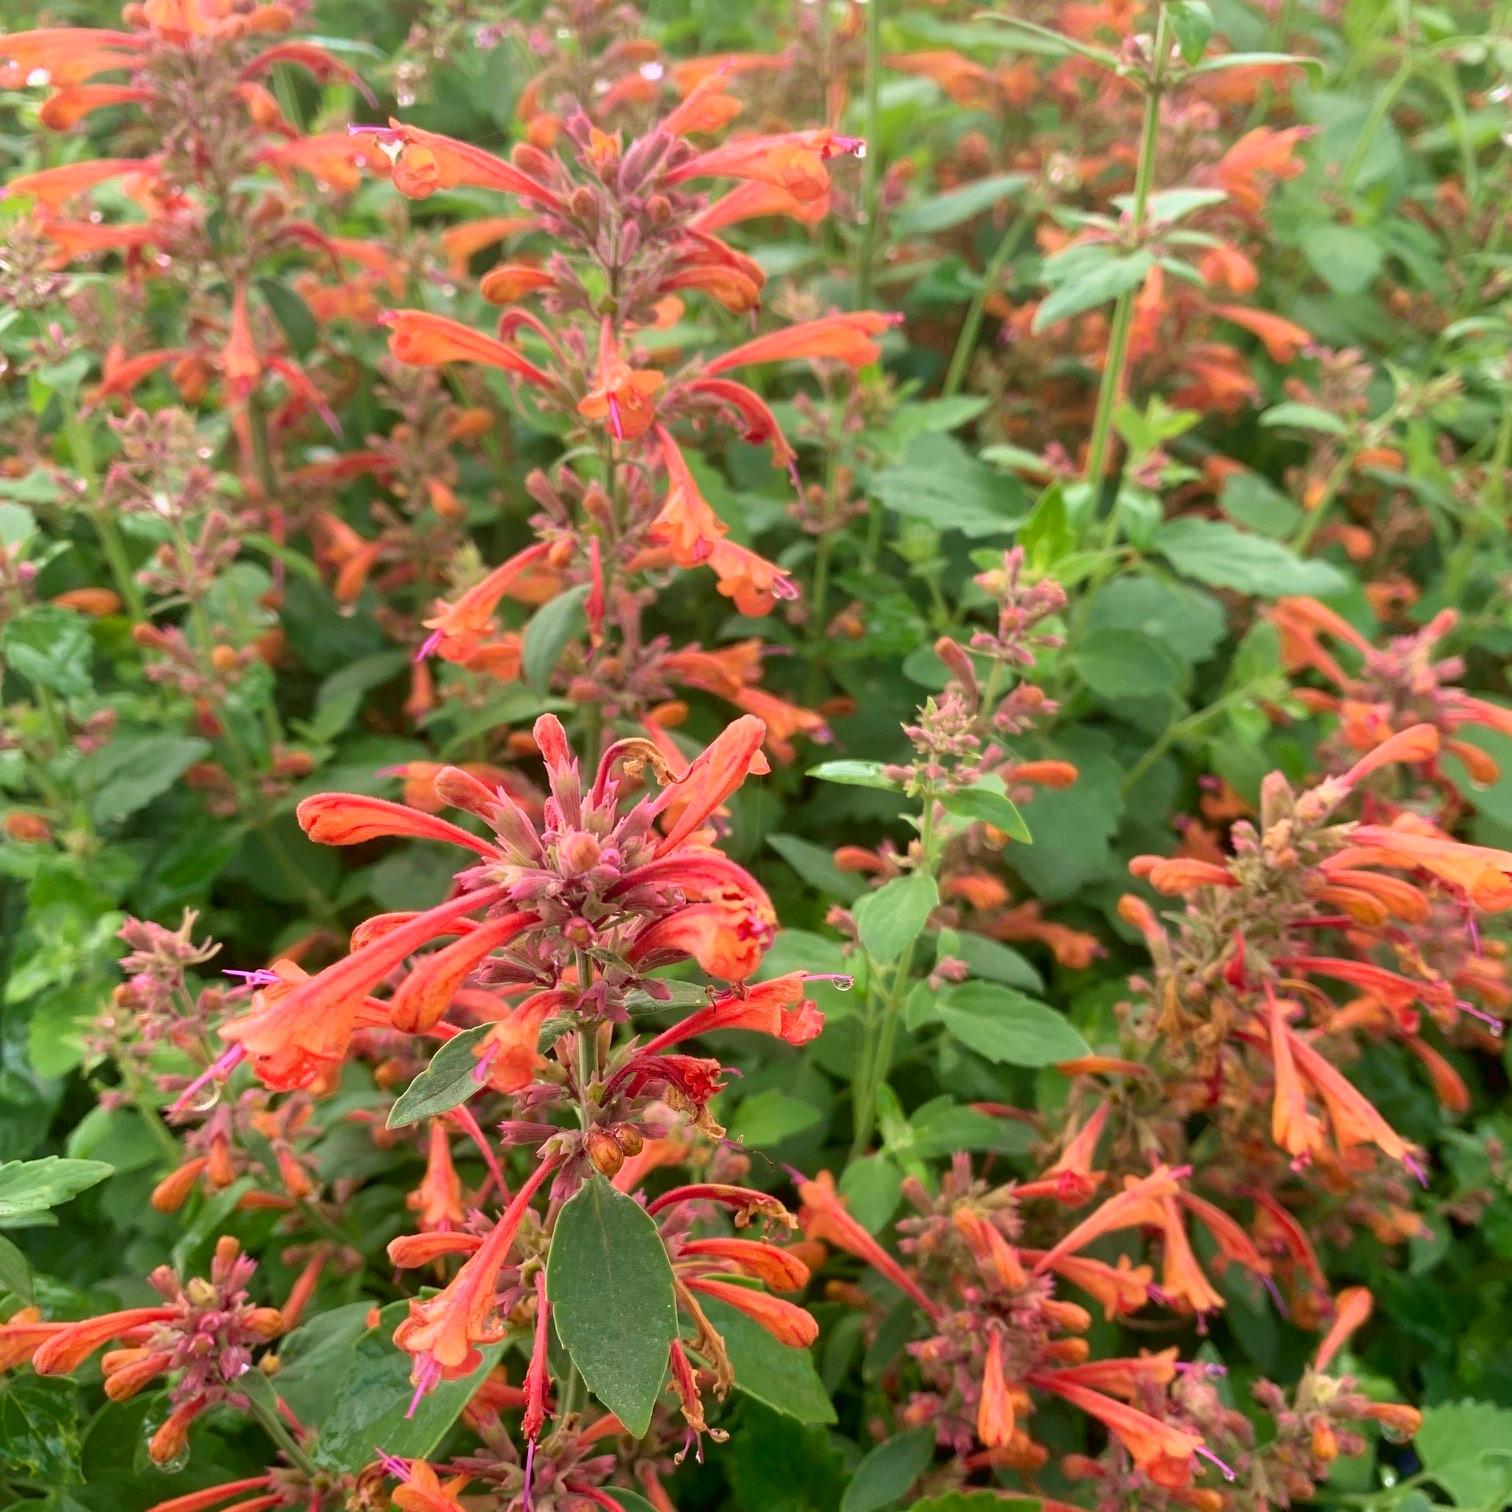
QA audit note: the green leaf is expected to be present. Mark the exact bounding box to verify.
[1083,576,1225,666]
[1034,249,1153,331]
[1259,401,1350,436]
[522,582,589,693]
[1220,471,1301,537]
[256,276,319,359]
[1298,223,1384,297]
[1167,0,1213,61]
[949,932,1042,990]
[1415,1400,1512,1508]
[767,834,866,903]
[387,1023,493,1129]
[909,1100,1036,1159]
[547,1175,677,1437]
[0,1233,32,1301]
[1152,517,1347,597]
[1072,626,1183,699]
[0,502,35,548]
[730,1089,823,1147]
[0,1377,82,1485]
[938,780,1032,841]
[808,759,901,791]
[896,173,1028,236]
[935,982,1089,1066]
[74,734,212,826]
[689,1294,836,1425]
[2,607,92,696]
[871,434,1028,538]
[841,1425,936,1512]
[0,1158,113,1219]
[313,1301,506,1472]
[1012,734,1124,900]
[854,875,939,964]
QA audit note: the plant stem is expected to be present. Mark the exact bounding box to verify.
[63,406,146,623]
[855,0,885,309]
[1083,3,1170,534]
[942,212,1032,399]
[245,1389,318,1478]
[851,791,936,1158]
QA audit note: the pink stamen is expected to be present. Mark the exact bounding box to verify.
[1403,1153,1429,1188]
[224,968,281,987]
[772,573,800,602]
[168,1043,247,1117]
[607,393,624,441]
[415,628,443,663]
[405,1356,442,1419]
[374,1447,411,1480]
[523,1436,537,1512]
[1196,1444,1237,1482]
[472,1040,500,1083]
[1455,998,1504,1034]
[805,972,853,990]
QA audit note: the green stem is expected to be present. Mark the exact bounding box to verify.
[1119,683,1263,795]
[1083,3,1170,535]
[851,792,936,1158]
[118,1061,182,1164]
[63,406,145,623]
[855,0,885,308]
[942,213,1033,399]
[245,1389,318,1478]
[1338,57,1412,193]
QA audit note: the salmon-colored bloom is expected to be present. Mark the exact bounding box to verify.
[798,1171,941,1316]
[1315,1285,1373,1371]
[976,1329,1016,1447]
[706,312,896,376]
[350,120,563,210]
[578,319,664,441]
[640,974,825,1053]
[7,156,146,206]
[682,1276,818,1347]
[383,310,557,392]
[393,1155,560,1402]
[1028,1371,1202,1487]
[220,889,506,1089]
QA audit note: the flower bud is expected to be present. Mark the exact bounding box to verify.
[587,1128,625,1177]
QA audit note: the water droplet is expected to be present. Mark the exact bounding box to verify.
[182,1081,221,1114]
[853,143,868,159]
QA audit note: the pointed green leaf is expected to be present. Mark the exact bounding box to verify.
[854,875,939,964]
[387,1023,493,1128]
[547,1175,677,1436]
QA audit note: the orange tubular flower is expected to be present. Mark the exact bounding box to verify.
[1028,1371,1202,1488]
[578,318,664,441]
[977,1329,1016,1447]
[296,794,499,856]
[32,1307,176,1376]
[639,974,826,1054]
[704,312,896,376]
[220,886,508,1089]
[0,28,144,87]
[350,120,564,210]
[383,310,558,393]
[798,1171,942,1317]
[479,263,556,305]
[393,1155,560,1403]
[5,156,143,204]
[1315,1285,1373,1372]
[667,127,864,202]
[682,1276,818,1347]
[678,1237,810,1291]
[387,911,538,1033]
